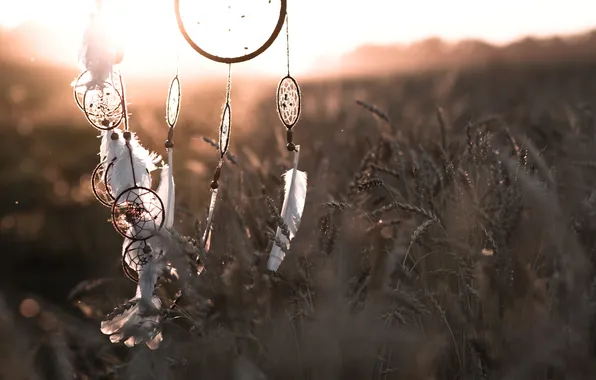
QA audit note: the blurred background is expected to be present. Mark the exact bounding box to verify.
[2,0,596,371]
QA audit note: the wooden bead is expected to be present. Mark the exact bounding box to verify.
[212,167,221,183]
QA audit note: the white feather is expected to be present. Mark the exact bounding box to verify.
[101,129,125,165]
[267,146,308,271]
[121,231,170,318]
[107,130,161,198]
[156,161,175,229]
[202,188,218,248]
[100,286,161,335]
[99,130,111,163]
[100,285,163,349]
[138,256,161,309]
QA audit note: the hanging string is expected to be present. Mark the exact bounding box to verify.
[202,62,233,250]
[285,13,290,76]
[117,72,129,132]
[226,63,232,102]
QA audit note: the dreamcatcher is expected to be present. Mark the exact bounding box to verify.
[72,0,180,349]
[174,0,307,270]
[71,0,305,350]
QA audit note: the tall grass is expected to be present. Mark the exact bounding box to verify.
[2,61,596,379]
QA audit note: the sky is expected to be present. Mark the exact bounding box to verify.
[1,0,596,76]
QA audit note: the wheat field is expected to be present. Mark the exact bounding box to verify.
[2,52,596,379]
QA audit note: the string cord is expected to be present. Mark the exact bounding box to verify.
[285,13,290,76]
[226,63,232,102]
[118,71,129,132]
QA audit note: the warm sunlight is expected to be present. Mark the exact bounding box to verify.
[0,0,304,77]
[2,0,596,77]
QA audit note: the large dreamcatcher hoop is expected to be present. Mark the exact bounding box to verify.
[174,0,287,64]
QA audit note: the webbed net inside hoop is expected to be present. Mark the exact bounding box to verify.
[175,0,286,63]
[122,240,166,282]
[277,75,301,129]
[111,186,165,241]
[74,71,124,130]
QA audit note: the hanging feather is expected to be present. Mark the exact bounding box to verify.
[267,146,307,271]
[103,160,176,348]
[106,129,161,198]
[167,151,175,227]
[202,187,218,249]
[157,161,175,229]
[162,71,179,228]
[99,130,113,163]
[137,253,163,310]
[100,286,163,350]
[99,129,124,170]
[103,237,167,349]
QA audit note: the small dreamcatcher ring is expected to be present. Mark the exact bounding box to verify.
[81,81,123,131]
[73,71,120,110]
[122,253,140,282]
[122,240,155,282]
[73,70,97,111]
[122,240,148,282]
[111,186,165,241]
[91,160,115,207]
[276,75,301,129]
[174,0,287,64]
[122,240,170,285]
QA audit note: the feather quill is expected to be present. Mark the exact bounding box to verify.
[267,146,308,271]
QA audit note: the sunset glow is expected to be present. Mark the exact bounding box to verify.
[1,0,596,76]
